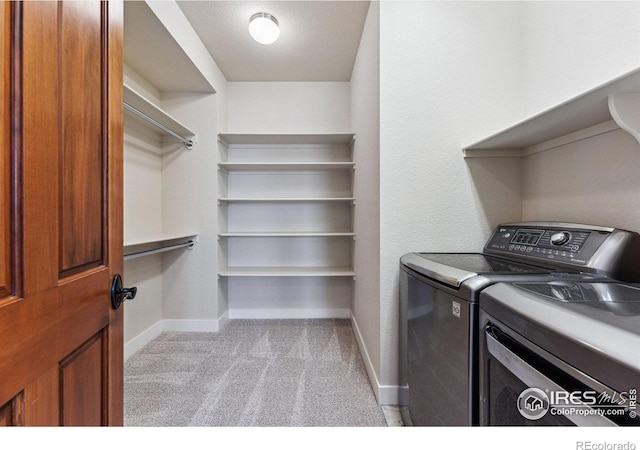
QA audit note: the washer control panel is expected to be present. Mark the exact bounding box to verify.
[485,224,608,267]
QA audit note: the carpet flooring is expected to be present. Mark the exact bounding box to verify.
[124,319,388,427]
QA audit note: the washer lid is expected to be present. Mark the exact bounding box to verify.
[401,252,553,288]
[480,282,640,382]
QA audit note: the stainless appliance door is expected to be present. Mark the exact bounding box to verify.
[400,266,475,425]
[480,322,635,426]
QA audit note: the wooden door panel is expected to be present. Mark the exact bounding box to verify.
[21,0,60,294]
[0,1,124,426]
[0,272,110,407]
[60,332,105,426]
[60,0,104,277]
[0,393,23,426]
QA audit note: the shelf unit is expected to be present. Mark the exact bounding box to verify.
[217,133,356,316]
[463,68,640,157]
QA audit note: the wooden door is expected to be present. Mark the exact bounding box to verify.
[0,1,124,426]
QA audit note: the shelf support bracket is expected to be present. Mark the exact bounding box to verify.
[608,93,640,145]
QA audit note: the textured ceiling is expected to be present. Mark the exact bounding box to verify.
[177,1,371,82]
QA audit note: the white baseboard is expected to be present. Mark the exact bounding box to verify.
[124,310,349,360]
[124,321,164,361]
[218,309,230,330]
[350,315,406,406]
[228,308,352,320]
[124,318,221,361]
[163,319,220,332]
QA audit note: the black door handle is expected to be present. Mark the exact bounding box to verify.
[111,273,137,310]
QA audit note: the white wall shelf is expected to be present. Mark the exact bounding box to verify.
[218,133,355,146]
[124,84,196,149]
[463,67,640,157]
[218,267,356,278]
[219,232,355,238]
[218,162,355,172]
[218,197,356,203]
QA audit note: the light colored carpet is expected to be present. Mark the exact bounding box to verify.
[124,319,388,427]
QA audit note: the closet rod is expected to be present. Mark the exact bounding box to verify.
[123,102,194,150]
[124,240,196,261]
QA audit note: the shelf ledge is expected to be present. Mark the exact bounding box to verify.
[218,162,355,172]
[218,198,356,204]
[463,67,640,157]
[218,133,355,146]
[218,232,355,238]
[218,267,356,278]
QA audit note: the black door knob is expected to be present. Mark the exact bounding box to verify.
[111,273,137,310]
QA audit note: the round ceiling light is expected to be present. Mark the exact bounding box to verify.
[249,12,280,45]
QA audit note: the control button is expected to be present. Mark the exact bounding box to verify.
[570,245,579,252]
[503,233,511,238]
[550,231,571,246]
[514,245,520,250]
[509,244,514,250]
[526,247,533,252]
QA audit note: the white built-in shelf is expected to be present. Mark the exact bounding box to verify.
[219,232,355,238]
[218,133,355,146]
[218,162,355,172]
[218,197,356,203]
[124,84,196,149]
[124,234,197,261]
[218,267,356,278]
[217,131,357,313]
[463,68,640,157]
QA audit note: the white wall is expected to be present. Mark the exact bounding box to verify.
[350,1,382,401]
[520,1,640,118]
[379,1,524,399]
[523,128,640,230]
[518,1,640,232]
[226,82,351,133]
[161,92,220,328]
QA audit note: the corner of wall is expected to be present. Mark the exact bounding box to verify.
[350,0,382,401]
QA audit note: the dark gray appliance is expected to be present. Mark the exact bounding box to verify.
[399,222,640,426]
[479,280,640,426]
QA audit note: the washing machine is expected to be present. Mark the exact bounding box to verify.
[399,222,640,425]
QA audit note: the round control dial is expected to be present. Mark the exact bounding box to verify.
[550,231,571,246]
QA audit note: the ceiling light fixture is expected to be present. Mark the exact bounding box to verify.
[249,12,280,45]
